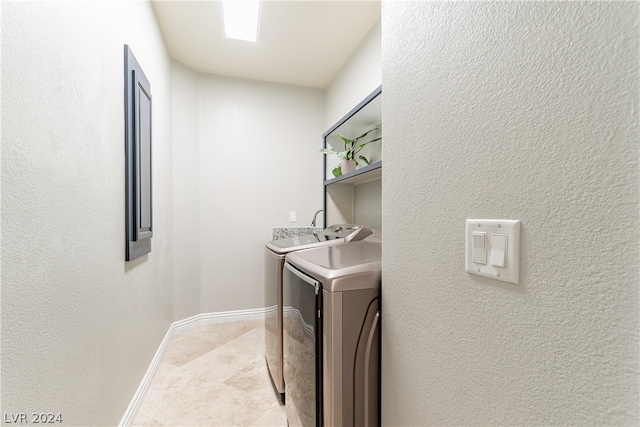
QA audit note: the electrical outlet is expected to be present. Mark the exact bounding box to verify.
[289,212,296,222]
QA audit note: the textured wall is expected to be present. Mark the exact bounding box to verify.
[1,1,175,424]
[381,1,639,425]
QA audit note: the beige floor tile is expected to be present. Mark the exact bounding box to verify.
[161,333,220,367]
[224,356,273,394]
[250,404,287,427]
[131,412,164,427]
[133,319,285,427]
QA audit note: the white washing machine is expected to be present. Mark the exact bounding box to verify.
[264,224,372,403]
[282,233,382,427]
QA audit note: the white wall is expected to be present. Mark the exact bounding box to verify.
[382,1,639,425]
[196,74,324,312]
[171,62,325,315]
[1,1,177,424]
[354,180,382,230]
[171,60,201,320]
[324,18,381,130]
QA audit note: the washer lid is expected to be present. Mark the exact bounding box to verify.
[285,240,381,292]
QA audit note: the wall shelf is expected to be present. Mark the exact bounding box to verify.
[323,160,382,186]
[323,86,382,227]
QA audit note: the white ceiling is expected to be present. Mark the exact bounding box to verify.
[151,0,381,89]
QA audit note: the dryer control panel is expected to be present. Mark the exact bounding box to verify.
[322,224,372,242]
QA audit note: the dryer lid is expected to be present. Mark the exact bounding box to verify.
[285,240,381,292]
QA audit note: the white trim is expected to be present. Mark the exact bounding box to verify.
[118,308,267,426]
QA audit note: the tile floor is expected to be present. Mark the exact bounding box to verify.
[133,319,287,427]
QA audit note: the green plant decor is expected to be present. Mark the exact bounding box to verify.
[320,128,381,177]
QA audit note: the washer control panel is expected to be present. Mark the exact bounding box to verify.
[322,224,372,241]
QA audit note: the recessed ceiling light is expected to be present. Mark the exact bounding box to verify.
[223,0,261,42]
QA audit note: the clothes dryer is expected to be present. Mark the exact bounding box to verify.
[264,224,372,403]
[282,235,381,427]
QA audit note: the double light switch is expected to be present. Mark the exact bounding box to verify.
[466,219,520,284]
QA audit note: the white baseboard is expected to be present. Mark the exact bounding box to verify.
[118,308,267,426]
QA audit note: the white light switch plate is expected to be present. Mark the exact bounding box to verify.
[466,219,520,284]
